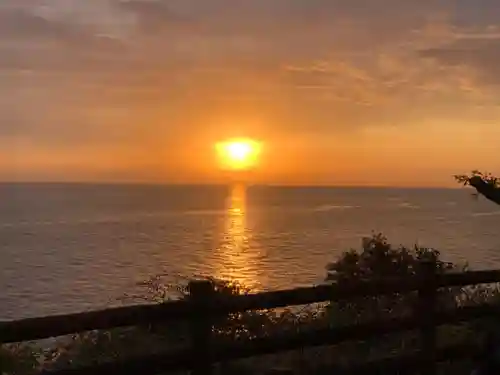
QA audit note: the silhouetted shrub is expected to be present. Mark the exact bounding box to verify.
[325,233,463,322]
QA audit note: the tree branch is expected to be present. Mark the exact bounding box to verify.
[468,176,500,206]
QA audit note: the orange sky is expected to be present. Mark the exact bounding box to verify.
[2,1,500,186]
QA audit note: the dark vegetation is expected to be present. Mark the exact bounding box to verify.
[455,171,500,206]
[2,172,500,374]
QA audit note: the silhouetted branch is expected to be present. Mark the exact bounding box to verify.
[469,176,500,206]
[455,171,500,206]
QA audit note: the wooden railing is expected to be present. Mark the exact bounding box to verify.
[2,265,500,375]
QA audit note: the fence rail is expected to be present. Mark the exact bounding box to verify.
[2,266,500,374]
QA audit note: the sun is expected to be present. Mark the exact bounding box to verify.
[216,138,261,170]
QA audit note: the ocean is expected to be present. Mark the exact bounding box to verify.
[1,183,500,320]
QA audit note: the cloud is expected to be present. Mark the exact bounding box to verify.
[419,35,500,85]
[118,0,195,33]
[415,0,500,87]
[0,1,132,41]
[0,8,69,39]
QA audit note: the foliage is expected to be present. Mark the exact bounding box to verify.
[455,170,500,205]
[455,170,499,188]
[325,233,463,321]
[327,233,458,282]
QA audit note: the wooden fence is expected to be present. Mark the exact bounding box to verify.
[2,264,500,375]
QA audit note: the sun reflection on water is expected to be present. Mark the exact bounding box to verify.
[214,183,264,291]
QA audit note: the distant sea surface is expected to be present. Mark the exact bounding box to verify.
[1,183,500,320]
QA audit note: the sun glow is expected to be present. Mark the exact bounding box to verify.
[216,138,261,170]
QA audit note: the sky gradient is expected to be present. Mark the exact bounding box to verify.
[2,0,500,186]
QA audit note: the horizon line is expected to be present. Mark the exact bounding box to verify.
[0,180,466,189]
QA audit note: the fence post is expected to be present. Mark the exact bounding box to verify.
[188,280,215,375]
[417,259,437,375]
